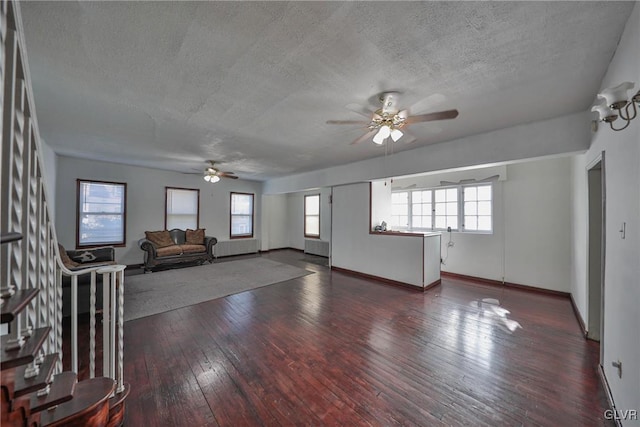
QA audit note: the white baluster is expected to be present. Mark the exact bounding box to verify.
[90,270,96,378]
[71,274,78,374]
[97,264,126,387]
[117,267,125,393]
[101,267,111,379]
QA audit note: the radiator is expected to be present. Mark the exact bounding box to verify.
[215,239,260,257]
[304,239,330,257]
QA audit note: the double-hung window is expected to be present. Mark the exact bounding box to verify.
[390,191,409,229]
[230,192,254,238]
[434,187,458,230]
[391,183,493,233]
[411,190,433,229]
[76,180,127,247]
[304,194,320,238]
[165,187,199,230]
[462,184,492,231]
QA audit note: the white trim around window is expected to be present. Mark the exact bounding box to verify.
[391,183,493,234]
[76,179,127,248]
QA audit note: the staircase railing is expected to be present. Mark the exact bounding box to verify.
[1,0,125,397]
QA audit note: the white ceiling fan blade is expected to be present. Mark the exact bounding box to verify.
[345,103,375,118]
[405,109,459,124]
[327,119,370,125]
[408,93,447,115]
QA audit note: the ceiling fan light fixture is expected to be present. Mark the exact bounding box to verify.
[372,130,386,145]
[204,172,221,183]
[390,128,403,142]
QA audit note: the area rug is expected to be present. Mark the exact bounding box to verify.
[124,258,312,321]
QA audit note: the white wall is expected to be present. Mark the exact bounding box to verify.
[55,156,262,265]
[503,157,572,291]
[571,4,639,422]
[260,193,288,251]
[332,182,425,286]
[390,157,572,292]
[264,111,590,195]
[39,139,57,221]
[570,155,589,321]
[370,180,391,230]
[285,188,332,250]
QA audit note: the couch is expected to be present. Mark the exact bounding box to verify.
[138,228,217,272]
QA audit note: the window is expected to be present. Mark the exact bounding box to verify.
[230,192,254,238]
[304,194,320,238]
[434,187,458,230]
[165,187,199,230]
[391,183,493,233]
[76,180,126,247]
[390,191,409,228]
[463,184,492,232]
[411,190,432,229]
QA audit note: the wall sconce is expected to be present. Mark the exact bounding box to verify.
[591,82,640,131]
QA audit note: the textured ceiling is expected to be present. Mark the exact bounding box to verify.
[19,1,634,181]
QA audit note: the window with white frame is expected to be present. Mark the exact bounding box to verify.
[230,192,254,238]
[411,190,433,230]
[390,183,493,233]
[304,194,320,238]
[390,191,409,228]
[434,187,458,230]
[77,180,126,247]
[463,184,492,231]
[165,187,199,230]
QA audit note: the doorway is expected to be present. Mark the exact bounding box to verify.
[586,154,605,362]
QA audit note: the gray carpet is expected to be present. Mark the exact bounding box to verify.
[124,258,312,321]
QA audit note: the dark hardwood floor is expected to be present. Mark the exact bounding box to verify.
[64,250,612,426]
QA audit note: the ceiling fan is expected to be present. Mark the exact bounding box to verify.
[202,160,238,183]
[326,91,458,145]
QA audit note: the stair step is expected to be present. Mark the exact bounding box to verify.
[14,354,59,398]
[39,377,115,427]
[1,288,39,323]
[30,371,77,413]
[0,232,23,244]
[1,327,51,370]
[1,353,59,401]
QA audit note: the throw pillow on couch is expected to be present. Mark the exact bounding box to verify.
[185,228,205,245]
[145,230,175,248]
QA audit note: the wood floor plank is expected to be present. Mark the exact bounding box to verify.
[65,250,613,426]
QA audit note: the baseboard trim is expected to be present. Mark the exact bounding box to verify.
[569,293,588,337]
[259,247,304,254]
[331,266,433,292]
[424,278,442,291]
[597,364,620,427]
[126,263,144,269]
[441,271,570,298]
